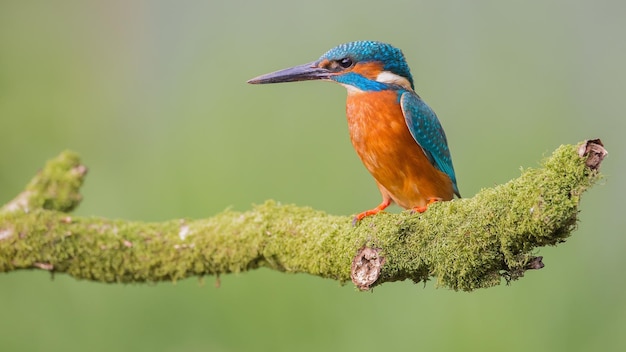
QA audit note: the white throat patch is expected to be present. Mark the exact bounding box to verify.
[339,83,364,94]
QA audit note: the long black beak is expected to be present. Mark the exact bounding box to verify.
[247,61,331,84]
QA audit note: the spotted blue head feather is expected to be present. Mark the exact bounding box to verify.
[317,41,415,90]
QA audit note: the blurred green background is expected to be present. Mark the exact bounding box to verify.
[1,0,624,351]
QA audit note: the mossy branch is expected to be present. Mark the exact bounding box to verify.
[0,140,606,291]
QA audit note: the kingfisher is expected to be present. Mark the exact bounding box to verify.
[248,41,460,223]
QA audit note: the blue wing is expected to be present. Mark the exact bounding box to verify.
[400,91,460,197]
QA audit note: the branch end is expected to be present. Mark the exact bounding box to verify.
[578,139,607,170]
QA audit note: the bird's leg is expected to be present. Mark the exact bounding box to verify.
[353,198,392,225]
[411,197,442,213]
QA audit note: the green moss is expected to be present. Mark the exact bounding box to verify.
[0,143,603,291]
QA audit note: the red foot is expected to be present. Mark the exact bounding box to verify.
[411,198,442,214]
[352,199,392,225]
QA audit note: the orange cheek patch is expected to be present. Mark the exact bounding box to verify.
[351,62,385,80]
[317,59,331,68]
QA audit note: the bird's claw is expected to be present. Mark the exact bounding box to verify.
[352,199,392,226]
[352,210,379,226]
[410,198,442,214]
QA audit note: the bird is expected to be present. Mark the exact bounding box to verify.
[248,40,460,223]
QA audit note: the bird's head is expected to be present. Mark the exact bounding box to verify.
[248,41,415,92]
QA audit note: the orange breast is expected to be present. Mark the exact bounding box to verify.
[346,90,454,209]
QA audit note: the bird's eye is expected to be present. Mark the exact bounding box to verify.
[338,57,353,68]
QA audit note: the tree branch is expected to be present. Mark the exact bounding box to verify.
[0,140,606,291]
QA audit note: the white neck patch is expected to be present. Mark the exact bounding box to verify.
[375,71,413,90]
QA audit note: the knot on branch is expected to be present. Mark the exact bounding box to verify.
[526,256,544,270]
[351,247,385,291]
